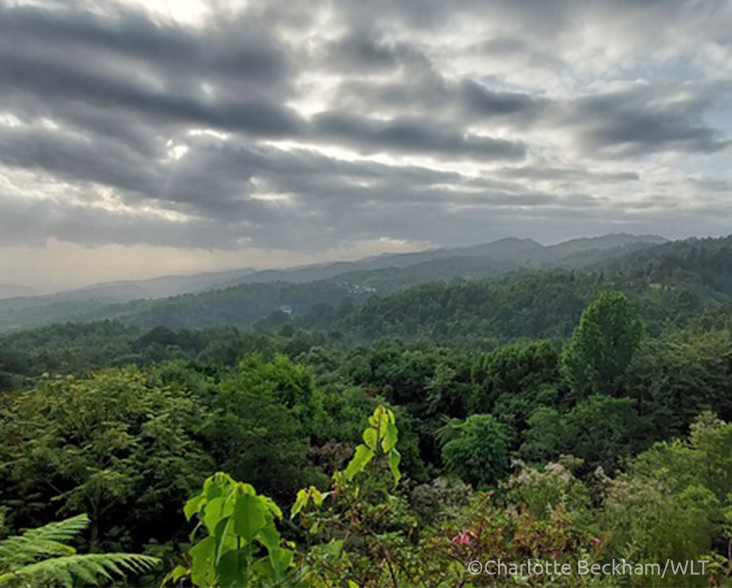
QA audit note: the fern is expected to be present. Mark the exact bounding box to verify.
[0,553,160,588]
[0,515,88,567]
[433,415,463,447]
[0,514,160,587]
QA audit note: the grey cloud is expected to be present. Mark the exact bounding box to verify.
[564,84,731,156]
[0,3,289,87]
[0,50,304,138]
[311,112,527,159]
[459,81,548,121]
[0,189,251,249]
[0,126,159,196]
[0,0,730,259]
[324,28,429,73]
[497,166,640,183]
[334,72,546,128]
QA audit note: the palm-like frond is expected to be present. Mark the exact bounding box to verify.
[0,514,159,587]
[0,553,159,587]
[0,515,89,567]
[433,415,464,447]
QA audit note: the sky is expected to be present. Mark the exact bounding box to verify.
[0,0,731,292]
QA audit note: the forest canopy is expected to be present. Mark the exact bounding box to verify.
[1,235,731,586]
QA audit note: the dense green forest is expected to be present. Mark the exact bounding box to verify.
[0,234,669,333]
[1,235,732,586]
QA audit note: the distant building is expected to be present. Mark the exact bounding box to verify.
[278,305,293,315]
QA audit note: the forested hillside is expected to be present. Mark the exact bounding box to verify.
[0,234,666,333]
[0,235,731,586]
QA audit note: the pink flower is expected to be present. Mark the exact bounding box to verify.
[552,551,558,560]
[451,532,471,545]
[497,526,502,536]
[591,537,601,545]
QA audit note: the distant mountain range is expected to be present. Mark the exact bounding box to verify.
[0,284,36,301]
[0,233,668,332]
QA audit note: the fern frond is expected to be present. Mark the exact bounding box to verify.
[433,416,463,447]
[0,553,160,587]
[0,515,89,567]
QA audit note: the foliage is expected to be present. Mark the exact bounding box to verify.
[0,514,158,587]
[4,240,732,585]
[521,396,645,472]
[0,368,213,551]
[503,457,592,521]
[201,356,319,499]
[470,340,562,434]
[441,414,510,489]
[561,291,643,396]
[166,473,296,588]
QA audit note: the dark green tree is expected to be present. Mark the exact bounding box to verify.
[561,291,642,396]
[441,414,510,488]
[0,369,213,551]
[521,396,646,473]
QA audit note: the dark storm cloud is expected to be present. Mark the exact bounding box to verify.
[324,28,429,73]
[310,112,527,158]
[0,2,289,87]
[564,84,731,156]
[334,74,548,128]
[0,0,730,255]
[459,81,547,120]
[497,166,639,184]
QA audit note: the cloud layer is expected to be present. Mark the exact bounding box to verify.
[0,0,731,285]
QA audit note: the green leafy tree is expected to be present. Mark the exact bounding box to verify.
[521,396,645,473]
[203,359,315,499]
[562,291,643,396]
[441,414,510,488]
[471,340,562,436]
[234,354,325,439]
[602,415,732,584]
[0,369,213,550]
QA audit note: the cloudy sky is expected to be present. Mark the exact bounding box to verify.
[1,0,731,291]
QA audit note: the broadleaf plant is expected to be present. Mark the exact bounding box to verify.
[167,472,297,587]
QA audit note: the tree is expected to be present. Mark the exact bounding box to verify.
[561,291,642,396]
[441,414,510,488]
[203,357,317,499]
[521,396,645,473]
[0,369,213,551]
[471,341,562,436]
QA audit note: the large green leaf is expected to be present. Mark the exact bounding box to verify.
[203,497,231,535]
[233,494,267,542]
[382,421,398,453]
[389,449,402,486]
[189,536,217,587]
[216,548,248,588]
[184,495,206,521]
[362,427,378,450]
[344,445,375,481]
[268,546,294,579]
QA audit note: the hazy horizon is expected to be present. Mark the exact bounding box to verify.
[1,0,731,291]
[0,230,700,295]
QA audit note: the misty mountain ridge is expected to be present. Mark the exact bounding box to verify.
[0,233,664,305]
[0,233,669,332]
[148,233,669,293]
[0,284,36,301]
